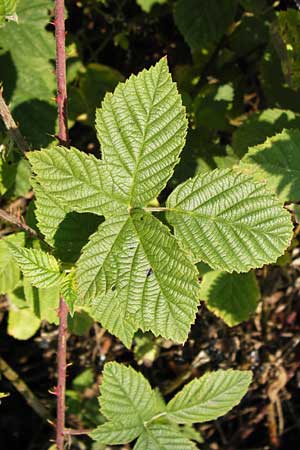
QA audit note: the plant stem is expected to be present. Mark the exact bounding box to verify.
[54,1,69,449]
[56,298,69,450]
[55,0,69,147]
[0,208,39,238]
[0,88,28,153]
[0,356,49,420]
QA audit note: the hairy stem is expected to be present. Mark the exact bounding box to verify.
[55,0,69,147]
[0,88,28,153]
[54,1,69,448]
[56,298,69,450]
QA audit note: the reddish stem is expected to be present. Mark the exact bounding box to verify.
[54,1,69,449]
[56,298,69,450]
[55,0,69,146]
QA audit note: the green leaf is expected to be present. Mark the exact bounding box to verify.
[28,146,122,217]
[260,44,300,112]
[68,63,124,126]
[67,310,93,336]
[96,57,187,207]
[90,290,136,348]
[166,369,252,423]
[0,0,57,147]
[232,109,300,158]
[7,245,61,288]
[136,0,167,12]
[91,421,142,445]
[166,169,292,272]
[76,211,200,343]
[23,277,59,324]
[200,270,260,326]
[0,233,24,294]
[174,0,237,56]
[8,304,41,340]
[240,129,300,203]
[272,9,300,91]
[99,362,163,426]
[31,181,69,245]
[0,0,17,24]
[134,423,197,450]
[60,271,78,315]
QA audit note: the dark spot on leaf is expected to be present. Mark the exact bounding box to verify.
[112,285,116,292]
[146,268,153,277]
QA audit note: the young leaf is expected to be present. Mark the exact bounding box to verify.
[133,423,197,450]
[0,0,18,24]
[96,57,187,207]
[7,245,61,288]
[99,362,163,426]
[60,271,78,315]
[76,210,200,343]
[200,270,260,326]
[90,421,142,445]
[28,146,122,217]
[240,129,300,203]
[166,369,252,423]
[166,168,293,272]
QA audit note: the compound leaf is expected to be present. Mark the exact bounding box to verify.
[7,245,61,288]
[134,423,196,450]
[240,129,300,202]
[76,210,200,343]
[99,362,163,426]
[90,421,142,445]
[200,270,260,326]
[166,169,292,272]
[96,57,187,207]
[166,369,252,423]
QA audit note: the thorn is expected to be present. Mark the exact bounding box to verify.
[47,419,56,427]
[49,387,58,396]
[66,362,73,367]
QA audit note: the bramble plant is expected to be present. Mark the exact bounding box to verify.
[1,0,300,449]
[6,58,293,346]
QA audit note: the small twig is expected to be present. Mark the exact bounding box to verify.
[63,428,92,436]
[0,356,49,420]
[0,89,29,154]
[0,208,39,238]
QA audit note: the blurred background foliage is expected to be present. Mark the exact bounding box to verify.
[2,0,300,449]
